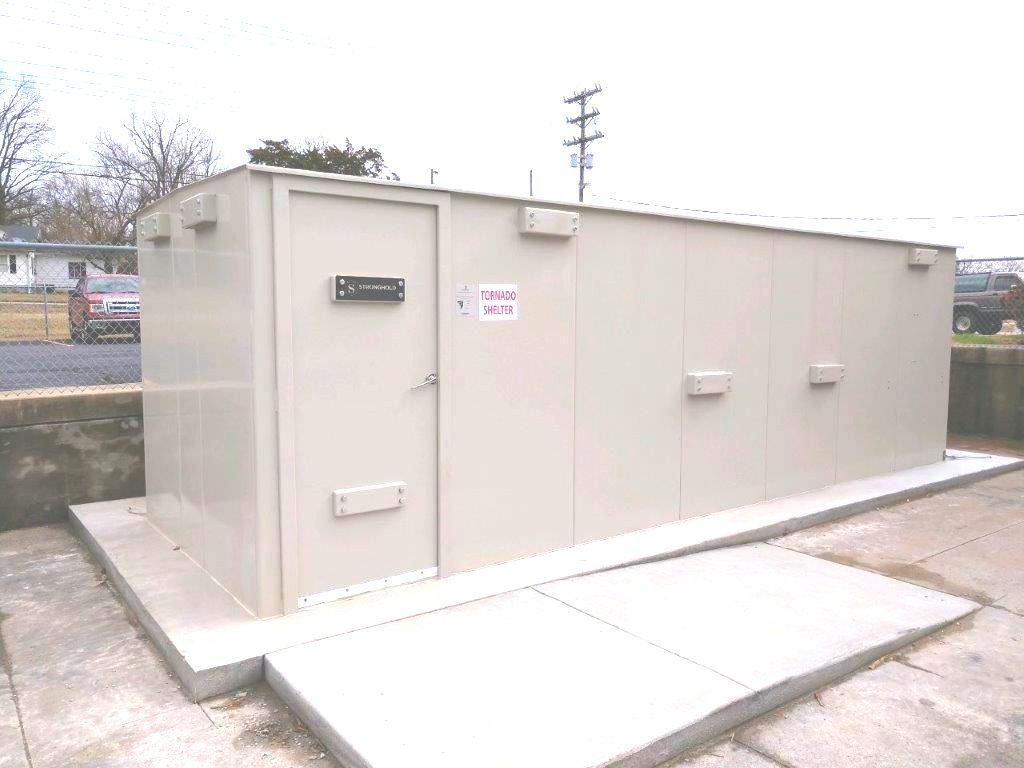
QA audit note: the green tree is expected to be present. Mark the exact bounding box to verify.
[247,139,399,180]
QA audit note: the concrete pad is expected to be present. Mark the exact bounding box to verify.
[267,589,751,768]
[0,526,198,767]
[900,521,1024,605]
[671,741,781,767]
[538,544,977,692]
[771,485,1024,574]
[70,451,1020,700]
[740,608,1024,768]
[0,677,29,768]
[995,587,1024,617]
[0,525,337,768]
[268,546,976,768]
[62,683,334,768]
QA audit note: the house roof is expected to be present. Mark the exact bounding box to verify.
[0,224,40,242]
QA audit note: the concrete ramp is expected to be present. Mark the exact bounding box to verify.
[266,544,977,768]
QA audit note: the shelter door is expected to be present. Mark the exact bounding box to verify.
[289,191,438,608]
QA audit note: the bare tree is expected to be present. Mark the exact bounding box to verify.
[97,113,217,209]
[38,173,139,272]
[37,113,216,272]
[39,113,217,270]
[0,78,53,223]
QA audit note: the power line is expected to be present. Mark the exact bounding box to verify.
[0,56,198,91]
[10,158,209,186]
[0,67,231,109]
[37,0,339,52]
[563,85,604,202]
[0,73,185,109]
[595,195,1024,222]
[0,10,244,59]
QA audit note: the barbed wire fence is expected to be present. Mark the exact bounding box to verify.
[0,240,140,396]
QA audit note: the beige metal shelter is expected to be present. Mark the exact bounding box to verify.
[137,165,955,617]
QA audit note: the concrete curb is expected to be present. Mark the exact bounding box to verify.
[613,607,978,768]
[0,386,141,428]
[69,509,263,701]
[603,456,1024,577]
[266,661,374,768]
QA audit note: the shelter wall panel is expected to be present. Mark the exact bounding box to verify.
[574,212,685,543]
[765,234,844,499]
[895,251,955,469]
[445,196,576,572]
[680,223,772,518]
[836,241,901,481]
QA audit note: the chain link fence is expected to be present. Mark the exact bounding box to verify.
[2,238,1022,396]
[0,240,141,396]
[954,257,1024,339]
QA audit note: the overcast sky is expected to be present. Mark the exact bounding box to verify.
[3,0,1021,257]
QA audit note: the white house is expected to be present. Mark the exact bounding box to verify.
[0,225,106,291]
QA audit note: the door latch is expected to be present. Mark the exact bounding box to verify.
[410,373,438,390]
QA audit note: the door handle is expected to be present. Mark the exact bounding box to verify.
[411,373,438,390]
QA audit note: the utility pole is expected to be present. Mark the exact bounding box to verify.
[563,84,604,202]
[430,168,439,184]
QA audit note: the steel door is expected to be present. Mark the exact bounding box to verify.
[285,189,439,607]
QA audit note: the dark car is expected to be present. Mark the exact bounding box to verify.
[68,274,141,343]
[953,271,1023,334]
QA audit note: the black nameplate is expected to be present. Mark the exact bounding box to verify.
[332,275,405,302]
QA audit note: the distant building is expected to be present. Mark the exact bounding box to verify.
[0,224,105,291]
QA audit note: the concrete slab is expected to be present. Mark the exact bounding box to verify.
[995,587,1024,617]
[774,469,1024,607]
[901,521,1024,605]
[267,589,751,768]
[537,544,978,691]
[0,525,337,768]
[770,487,1024,574]
[70,450,1021,700]
[0,677,29,768]
[267,545,976,768]
[671,741,782,767]
[739,608,1024,768]
[0,525,199,767]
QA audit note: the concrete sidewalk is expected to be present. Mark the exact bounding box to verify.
[673,458,1024,768]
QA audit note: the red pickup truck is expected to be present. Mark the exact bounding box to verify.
[68,274,141,343]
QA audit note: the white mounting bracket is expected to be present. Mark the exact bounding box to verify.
[138,212,172,241]
[686,371,733,395]
[518,207,580,237]
[809,364,845,384]
[332,481,407,517]
[908,247,938,266]
[180,193,218,229]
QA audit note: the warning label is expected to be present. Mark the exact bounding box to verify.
[478,284,518,322]
[455,283,476,316]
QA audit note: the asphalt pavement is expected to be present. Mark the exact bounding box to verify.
[0,340,140,392]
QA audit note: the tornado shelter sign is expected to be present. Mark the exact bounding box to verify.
[478,284,518,321]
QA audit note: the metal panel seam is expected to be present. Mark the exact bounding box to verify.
[270,177,301,614]
[762,235,776,500]
[832,247,848,485]
[677,223,689,519]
